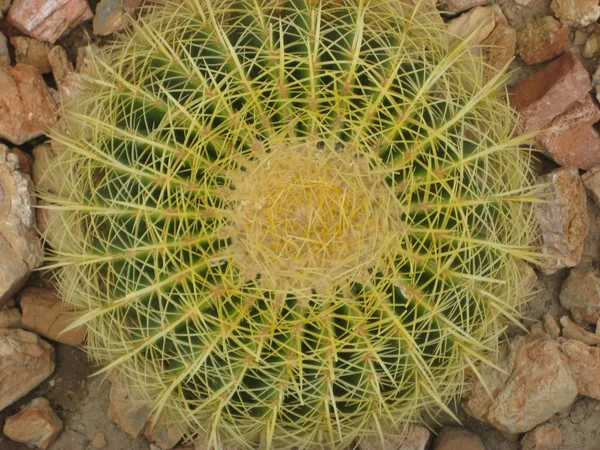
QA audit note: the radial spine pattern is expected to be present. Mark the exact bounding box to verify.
[41,0,539,448]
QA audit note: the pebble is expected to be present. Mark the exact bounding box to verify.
[93,0,143,36]
[543,313,561,339]
[20,286,86,346]
[510,52,590,131]
[560,315,600,345]
[462,334,577,434]
[583,34,600,58]
[533,168,589,274]
[0,144,43,305]
[516,16,569,65]
[0,308,21,328]
[433,426,484,450]
[535,94,600,170]
[8,0,94,43]
[0,329,55,412]
[91,432,107,449]
[521,423,563,450]
[559,338,600,400]
[0,64,58,145]
[447,6,496,45]
[10,36,52,74]
[3,397,63,449]
[358,424,430,450]
[551,0,600,27]
[559,268,600,324]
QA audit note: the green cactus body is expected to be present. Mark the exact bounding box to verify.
[41,0,539,448]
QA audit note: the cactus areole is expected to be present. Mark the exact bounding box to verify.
[41,0,540,448]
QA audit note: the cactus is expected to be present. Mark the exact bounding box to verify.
[40,0,540,448]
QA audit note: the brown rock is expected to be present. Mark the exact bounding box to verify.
[582,166,600,206]
[108,375,152,438]
[516,16,569,65]
[3,397,63,449]
[521,423,562,450]
[482,24,516,80]
[10,36,52,74]
[583,34,600,58]
[0,144,43,305]
[0,31,8,65]
[7,147,33,176]
[447,6,496,44]
[535,95,600,170]
[543,313,560,339]
[0,0,11,18]
[90,432,107,449]
[0,308,21,328]
[559,338,600,400]
[20,286,86,346]
[48,45,73,87]
[560,268,600,324]
[433,427,484,450]
[551,0,600,27]
[8,0,94,43]
[533,168,588,274]
[358,425,430,450]
[75,44,98,75]
[0,328,55,412]
[560,315,600,345]
[93,0,142,36]
[0,64,58,145]
[509,53,590,131]
[145,421,185,450]
[462,334,577,434]
[440,0,487,12]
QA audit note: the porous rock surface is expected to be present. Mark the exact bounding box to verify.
[0,63,57,145]
[516,16,569,65]
[0,328,55,412]
[0,144,43,305]
[3,397,63,449]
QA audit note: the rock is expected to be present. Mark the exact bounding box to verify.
[584,34,600,58]
[510,53,590,131]
[93,0,142,35]
[521,423,562,450]
[516,16,569,65]
[433,427,484,450]
[108,375,152,439]
[7,147,33,177]
[90,432,107,449]
[3,397,63,449]
[559,338,600,400]
[0,31,8,65]
[551,0,600,27]
[145,421,185,450]
[32,144,62,237]
[0,0,11,17]
[0,64,58,145]
[532,168,588,274]
[535,95,600,170]
[582,166,600,206]
[481,24,516,80]
[440,0,487,12]
[8,0,94,43]
[0,308,21,328]
[543,313,561,339]
[75,44,98,75]
[20,286,86,346]
[0,328,55,412]
[358,425,430,450]
[0,144,43,305]
[462,334,578,434]
[447,6,496,45]
[48,45,74,87]
[560,268,600,324]
[10,36,52,74]
[517,259,538,297]
[560,315,600,345]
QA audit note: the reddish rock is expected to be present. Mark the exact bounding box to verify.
[0,329,55,412]
[516,16,569,65]
[560,315,600,345]
[533,168,588,274]
[509,53,590,131]
[551,0,600,27]
[0,63,58,145]
[560,268,600,324]
[433,427,484,450]
[20,286,86,346]
[3,397,63,449]
[582,166,600,206]
[535,95,600,169]
[559,338,600,400]
[8,0,93,43]
[482,24,516,80]
[462,334,577,435]
[521,423,562,450]
[10,36,52,74]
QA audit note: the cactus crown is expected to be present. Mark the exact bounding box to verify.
[41,0,540,448]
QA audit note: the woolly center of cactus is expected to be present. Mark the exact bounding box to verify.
[226,142,400,293]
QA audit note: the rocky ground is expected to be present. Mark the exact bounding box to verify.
[1,0,600,449]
